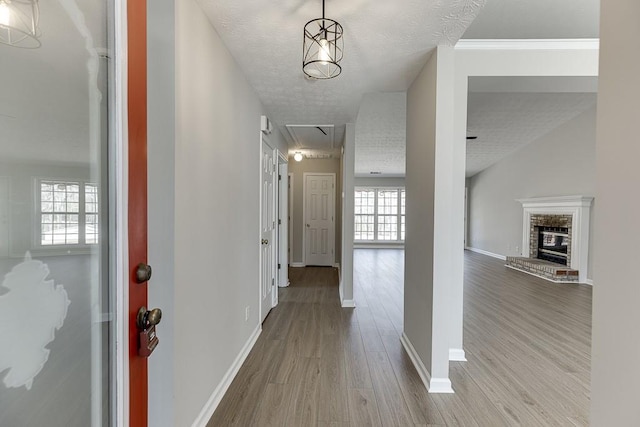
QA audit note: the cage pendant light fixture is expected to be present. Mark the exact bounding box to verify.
[303,0,343,79]
[0,0,41,48]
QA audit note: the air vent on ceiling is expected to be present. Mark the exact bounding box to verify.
[370,171,382,175]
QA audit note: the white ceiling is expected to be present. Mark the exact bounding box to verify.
[197,0,487,150]
[462,0,600,39]
[466,81,598,177]
[355,92,406,176]
[2,0,602,179]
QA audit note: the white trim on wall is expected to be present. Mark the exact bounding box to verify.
[400,333,454,394]
[190,326,261,427]
[465,247,507,261]
[288,173,293,268]
[449,348,467,362]
[354,243,404,249]
[114,0,129,423]
[456,39,600,51]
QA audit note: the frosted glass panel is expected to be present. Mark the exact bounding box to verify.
[0,0,113,426]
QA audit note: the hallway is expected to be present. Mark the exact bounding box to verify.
[208,250,592,426]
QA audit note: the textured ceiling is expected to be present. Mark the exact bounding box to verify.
[197,0,487,149]
[466,90,598,177]
[355,92,406,176]
[462,0,600,39]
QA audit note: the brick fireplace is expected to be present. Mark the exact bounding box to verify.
[529,214,572,265]
[506,196,593,284]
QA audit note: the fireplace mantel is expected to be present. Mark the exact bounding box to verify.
[517,196,593,283]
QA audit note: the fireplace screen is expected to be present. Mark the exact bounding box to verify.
[538,227,569,265]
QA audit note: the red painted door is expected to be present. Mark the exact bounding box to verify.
[128,0,149,425]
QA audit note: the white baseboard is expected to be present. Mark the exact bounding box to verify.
[429,377,454,393]
[191,325,262,427]
[290,262,305,268]
[585,279,594,286]
[341,299,356,308]
[449,348,467,362]
[334,262,341,269]
[400,333,430,390]
[278,280,290,288]
[354,243,405,249]
[466,247,507,261]
[400,333,454,394]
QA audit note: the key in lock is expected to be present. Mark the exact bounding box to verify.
[137,307,162,357]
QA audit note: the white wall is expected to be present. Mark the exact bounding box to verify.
[354,177,405,187]
[288,158,342,265]
[147,0,288,425]
[591,1,640,424]
[404,46,454,391]
[468,106,597,280]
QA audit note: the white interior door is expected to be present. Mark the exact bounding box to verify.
[304,174,335,266]
[260,138,276,322]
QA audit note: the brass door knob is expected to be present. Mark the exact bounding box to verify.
[135,263,152,283]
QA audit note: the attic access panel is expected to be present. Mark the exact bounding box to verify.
[286,125,335,150]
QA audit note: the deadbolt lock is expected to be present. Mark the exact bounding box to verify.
[137,306,162,358]
[137,306,162,330]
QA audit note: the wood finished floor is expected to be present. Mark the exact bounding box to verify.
[208,250,592,426]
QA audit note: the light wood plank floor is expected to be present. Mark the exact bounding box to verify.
[208,249,592,426]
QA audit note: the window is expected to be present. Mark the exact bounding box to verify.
[39,180,99,246]
[354,187,405,242]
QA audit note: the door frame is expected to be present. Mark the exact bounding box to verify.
[113,0,131,424]
[288,173,293,268]
[302,172,336,266]
[276,153,289,288]
[259,133,277,322]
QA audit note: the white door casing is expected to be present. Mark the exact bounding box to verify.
[277,158,289,288]
[260,137,276,322]
[304,173,335,266]
[288,173,293,266]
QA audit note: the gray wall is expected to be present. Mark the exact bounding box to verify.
[405,50,437,374]
[148,0,289,424]
[147,0,176,423]
[591,1,640,424]
[288,158,342,265]
[468,105,596,280]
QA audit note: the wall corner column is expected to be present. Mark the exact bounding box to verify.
[340,123,355,307]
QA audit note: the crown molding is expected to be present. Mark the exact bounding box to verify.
[455,39,599,51]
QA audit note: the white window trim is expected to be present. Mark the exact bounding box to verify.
[354,186,405,243]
